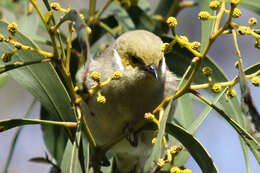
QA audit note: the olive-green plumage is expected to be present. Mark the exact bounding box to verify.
[77,30,178,172]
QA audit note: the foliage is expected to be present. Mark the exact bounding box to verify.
[0,0,260,173]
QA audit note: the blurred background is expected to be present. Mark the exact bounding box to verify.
[0,0,259,172]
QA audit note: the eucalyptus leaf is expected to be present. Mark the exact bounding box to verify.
[0,73,9,88]
[198,0,215,51]
[127,5,155,31]
[234,0,260,14]
[0,117,76,132]
[0,21,77,163]
[61,126,83,173]
[170,94,195,167]
[40,107,70,165]
[141,121,219,173]
[107,2,135,32]
[17,9,40,38]
[166,122,219,173]
[143,100,172,172]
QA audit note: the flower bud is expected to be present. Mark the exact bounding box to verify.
[232,8,241,18]
[166,17,178,28]
[209,1,221,10]
[8,22,18,34]
[90,71,101,82]
[97,95,106,104]
[111,71,122,80]
[248,17,257,27]
[211,83,222,93]
[198,11,210,20]
[252,77,260,87]
[202,66,213,77]
[161,43,171,53]
[237,26,250,35]
[190,41,201,50]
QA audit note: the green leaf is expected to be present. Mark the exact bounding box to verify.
[169,94,195,166]
[138,0,151,14]
[198,0,215,51]
[0,0,28,18]
[143,100,173,172]
[166,122,219,173]
[0,21,77,163]
[196,94,260,163]
[237,0,260,15]
[17,9,40,38]
[0,118,76,132]
[154,0,175,17]
[164,39,259,165]
[61,124,88,173]
[56,9,89,64]
[127,5,155,31]
[173,94,195,128]
[0,72,9,88]
[107,2,135,32]
[40,107,70,165]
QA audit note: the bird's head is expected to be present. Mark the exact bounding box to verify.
[112,30,166,80]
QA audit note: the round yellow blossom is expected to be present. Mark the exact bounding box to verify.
[97,95,106,104]
[254,40,260,49]
[157,158,165,167]
[237,26,250,35]
[170,166,181,173]
[167,17,178,28]
[161,43,171,53]
[144,112,155,121]
[232,8,241,18]
[198,11,210,20]
[248,17,257,27]
[202,66,213,77]
[226,88,237,97]
[80,14,85,20]
[179,35,189,43]
[0,34,5,41]
[50,2,61,10]
[152,137,157,144]
[99,44,108,51]
[2,52,13,62]
[111,71,122,80]
[211,83,222,93]
[8,22,18,34]
[252,77,260,87]
[170,145,182,155]
[75,97,83,104]
[234,61,239,68]
[190,41,201,50]
[117,0,131,9]
[90,71,101,82]
[183,168,192,173]
[87,26,92,35]
[209,1,221,10]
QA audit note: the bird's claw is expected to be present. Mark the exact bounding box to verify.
[123,122,138,147]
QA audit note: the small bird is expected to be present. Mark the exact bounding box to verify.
[77,30,178,172]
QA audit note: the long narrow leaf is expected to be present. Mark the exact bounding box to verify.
[0,118,77,132]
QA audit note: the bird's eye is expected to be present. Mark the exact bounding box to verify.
[130,55,141,64]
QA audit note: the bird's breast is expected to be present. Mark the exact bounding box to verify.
[84,72,165,146]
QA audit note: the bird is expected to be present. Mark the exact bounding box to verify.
[76,30,178,172]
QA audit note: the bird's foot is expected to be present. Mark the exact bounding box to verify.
[123,122,138,147]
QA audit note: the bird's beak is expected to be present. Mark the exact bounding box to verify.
[143,64,159,80]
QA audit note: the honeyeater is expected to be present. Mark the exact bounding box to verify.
[77,30,178,172]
